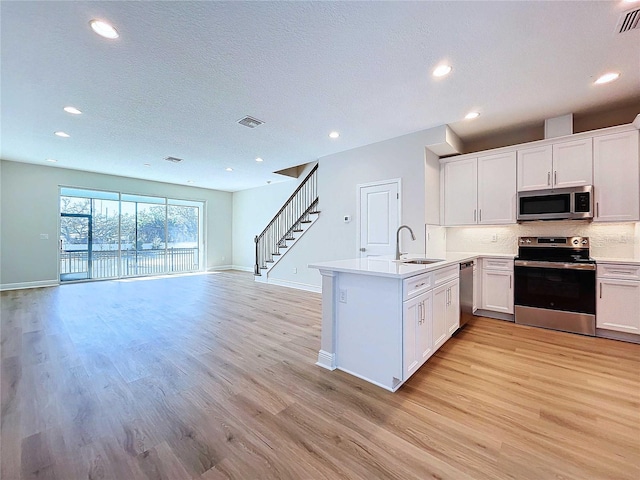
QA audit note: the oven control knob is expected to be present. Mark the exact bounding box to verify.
[582,239,588,245]
[573,239,579,245]
[520,239,525,244]
[526,239,532,244]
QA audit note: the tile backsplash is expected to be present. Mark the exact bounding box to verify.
[444,221,640,259]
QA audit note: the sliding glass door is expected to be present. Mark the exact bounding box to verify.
[59,187,204,282]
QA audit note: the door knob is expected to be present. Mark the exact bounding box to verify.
[359,247,366,252]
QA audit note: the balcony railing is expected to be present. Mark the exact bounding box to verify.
[60,247,199,280]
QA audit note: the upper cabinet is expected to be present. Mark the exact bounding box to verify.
[517,138,593,191]
[443,157,477,226]
[477,152,517,224]
[593,131,640,223]
[443,152,516,226]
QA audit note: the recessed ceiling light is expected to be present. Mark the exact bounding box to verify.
[432,65,452,77]
[187,180,194,184]
[594,72,620,85]
[465,111,480,120]
[90,19,119,39]
[225,167,233,172]
[54,131,70,138]
[63,106,82,115]
[143,163,151,167]
[46,158,58,163]
[255,157,263,162]
[329,131,340,139]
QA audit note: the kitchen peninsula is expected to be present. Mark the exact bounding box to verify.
[310,253,512,391]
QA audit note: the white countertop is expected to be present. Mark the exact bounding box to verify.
[593,256,640,265]
[309,252,515,279]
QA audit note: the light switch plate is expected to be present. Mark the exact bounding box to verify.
[40,233,49,240]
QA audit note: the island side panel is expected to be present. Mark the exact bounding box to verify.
[316,269,337,369]
[335,272,403,391]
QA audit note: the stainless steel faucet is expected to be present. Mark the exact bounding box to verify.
[395,225,416,260]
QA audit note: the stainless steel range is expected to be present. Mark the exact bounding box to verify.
[514,236,596,336]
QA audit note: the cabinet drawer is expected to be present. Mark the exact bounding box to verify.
[433,265,459,286]
[482,257,513,271]
[403,273,433,301]
[597,263,640,281]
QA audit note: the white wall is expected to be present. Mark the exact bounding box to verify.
[261,129,434,289]
[0,160,232,288]
[445,222,639,259]
[231,163,315,270]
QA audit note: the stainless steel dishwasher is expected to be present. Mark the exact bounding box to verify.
[457,261,474,332]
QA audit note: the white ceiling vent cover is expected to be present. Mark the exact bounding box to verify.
[237,116,264,128]
[164,156,183,163]
[616,7,640,34]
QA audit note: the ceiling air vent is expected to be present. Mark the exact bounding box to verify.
[237,116,264,128]
[164,156,183,163]
[616,7,640,34]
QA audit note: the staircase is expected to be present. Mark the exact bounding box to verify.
[255,164,319,279]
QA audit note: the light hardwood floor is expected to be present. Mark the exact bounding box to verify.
[1,271,639,479]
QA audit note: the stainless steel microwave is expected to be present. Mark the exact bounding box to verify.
[517,185,593,221]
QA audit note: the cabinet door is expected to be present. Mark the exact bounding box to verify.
[432,283,449,350]
[478,152,517,224]
[403,291,433,380]
[597,279,640,335]
[443,158,477,226]
[517,145,552,191]
[552,138,593,188]
[447,279,460,335]
[481,270,514,314]
[593,131,640,222]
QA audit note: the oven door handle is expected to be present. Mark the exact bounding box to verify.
[514,260,596,271]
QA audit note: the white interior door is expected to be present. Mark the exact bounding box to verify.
[358,180,399,258]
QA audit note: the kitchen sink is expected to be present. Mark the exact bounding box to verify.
[402,258,444,265]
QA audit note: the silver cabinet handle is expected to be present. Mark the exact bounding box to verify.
[596,202,599,218]
[509,275,512,289]
[474,209,477,222]
[599,283,602,299]
[554,171,557,185]
[479,209,482,222]
[421,301,425,323]
[416,282,426,288]
[359,247,366,252]
[547,172,551,186]
[418,302,422,325]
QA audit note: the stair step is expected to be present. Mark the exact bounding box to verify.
[285,237,295,241]
[272,253,281,256]
[301,220,312,224]
[293,229,303,233]
[309,211,320,215]
[265,260,274,263]
[260,266,268,269]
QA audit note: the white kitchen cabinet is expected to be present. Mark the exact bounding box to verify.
[480,258,514,314]
[443,153,516,226]
[403,290,433,379]
[443,158,477,225]
[517,145,553,191]
[552,138,593,188]
[477,152,517,224]
[593,131,640,222]
[433,278,459,350]
[517,138,592,191]
[597,263,640,336]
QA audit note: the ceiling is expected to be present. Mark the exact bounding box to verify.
[1,1,639,192]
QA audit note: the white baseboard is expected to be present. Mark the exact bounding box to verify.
[0,279,59,291]
[266,277,321,293]
[208,265,234,271]
[316,350,336,370]
[231,265,254,272]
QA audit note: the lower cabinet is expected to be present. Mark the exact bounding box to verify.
[480,258,514,315]
[597,263,640,336]
[433,278,460,351]
[402,290,433,379]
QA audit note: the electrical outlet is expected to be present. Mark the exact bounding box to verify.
[39,233,49,240]
[620,235,627,244]
[339,289,347,303]
[293,267,297,274]
[491,234,498,243]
